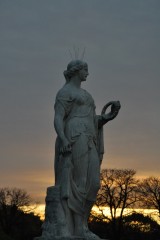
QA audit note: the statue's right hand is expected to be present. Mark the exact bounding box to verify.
[60,138,72,154]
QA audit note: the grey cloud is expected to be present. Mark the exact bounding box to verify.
[0,0,160,201]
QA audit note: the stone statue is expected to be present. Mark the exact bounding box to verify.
[35,60,121,240]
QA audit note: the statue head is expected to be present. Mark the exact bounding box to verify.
[64,60,88,82]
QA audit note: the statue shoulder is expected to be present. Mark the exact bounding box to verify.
[55,85,75,114]
[56,84,74,102]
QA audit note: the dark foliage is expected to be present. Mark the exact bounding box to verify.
[0,187,42,240]
[123,212,160,240]
[89,212,160,240]
[94,169,138,240]
[138,177,160,218]
[89,220,111,239]
[0,205,42,240]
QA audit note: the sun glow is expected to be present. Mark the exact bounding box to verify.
[34,204,45,220]
[33,204,160,224]
[92,206,160,224]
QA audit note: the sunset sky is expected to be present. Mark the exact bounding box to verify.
[0,0,160,203]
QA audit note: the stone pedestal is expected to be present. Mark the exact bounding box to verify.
[35,237,84,240]
[34,186,107,240]
[34,186,86,240]
[34,185,69,240]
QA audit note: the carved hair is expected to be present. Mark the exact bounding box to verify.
[64,60,87,82]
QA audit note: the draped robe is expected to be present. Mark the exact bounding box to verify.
[54,84,104,216]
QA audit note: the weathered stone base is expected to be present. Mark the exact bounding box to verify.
[34,236,84,240]
[34,186,106,240]
[34,237,108,240]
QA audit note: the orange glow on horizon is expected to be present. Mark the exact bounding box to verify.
[33,204,160,224]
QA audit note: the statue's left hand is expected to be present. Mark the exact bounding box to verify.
[101,101,121,123]
[110,101,121,120]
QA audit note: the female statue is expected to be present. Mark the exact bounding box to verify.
[53,59,121,239]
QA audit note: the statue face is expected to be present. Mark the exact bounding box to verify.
[78,65,89,82]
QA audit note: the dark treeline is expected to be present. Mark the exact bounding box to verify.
[89,212,160,240]
[89,169,160,240]
[0,169,160,240]
[0,188,42,240]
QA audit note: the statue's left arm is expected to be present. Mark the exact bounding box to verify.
[98,101,121,128]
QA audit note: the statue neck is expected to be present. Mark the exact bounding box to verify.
[69,76,81,88]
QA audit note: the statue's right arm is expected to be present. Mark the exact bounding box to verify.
[54,104,72,154]
[54,104,66,142]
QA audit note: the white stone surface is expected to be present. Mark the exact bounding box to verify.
[35,60,120,240]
